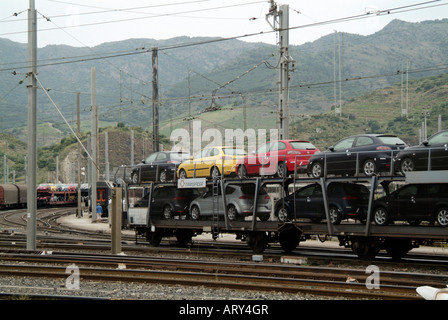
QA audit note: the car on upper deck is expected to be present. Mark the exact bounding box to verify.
[130,151,190,183]
[307,134,407,178]
[395,129,448,174]
[177,146,247,179]
[235,140,319,179]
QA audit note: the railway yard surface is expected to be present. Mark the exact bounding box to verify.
[0,208,447,308]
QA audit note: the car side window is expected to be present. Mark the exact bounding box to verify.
[398,185,418,197]
[333,137,355,151]
[278,141,287,150]
[297,185,316,197]
[355,136,374,147]
[270,142,279,151]
[156,153,167,161]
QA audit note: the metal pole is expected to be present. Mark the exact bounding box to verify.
[111,187,122,254]
[91,67,97,222]
[26,0,37,251]
[278,4,290,140]
[77,92,82,217]
[152,48,159,152]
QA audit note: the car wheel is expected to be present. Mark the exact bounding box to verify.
[211,166,220,179]
[329,206,342,225]
[276,207,289,222]
[237,165,248,179]
[373,207,389,226]
[179,169,187,179]
[159,170,167,182]
[131,172,139,184]
[227,205,238,221]
[362,159,376,176]
[190,205,201,220]
[400,157,415,174]
[436,207,448,227]
[276,162,287,178]
[310,162,323,178]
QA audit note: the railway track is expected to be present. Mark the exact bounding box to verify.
[0,250,438,300]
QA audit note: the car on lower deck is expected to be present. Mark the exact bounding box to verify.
[274,182,370,224]
[134,186,200,219]
[372,183,448,226]
[188,183,272,221]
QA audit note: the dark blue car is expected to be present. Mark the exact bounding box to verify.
[274,182,370,224]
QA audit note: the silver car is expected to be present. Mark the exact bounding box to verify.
[189,184,272,221]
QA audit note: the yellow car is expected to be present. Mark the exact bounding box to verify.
[177,146,247,179]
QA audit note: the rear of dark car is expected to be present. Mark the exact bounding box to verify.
[334,183,370,220]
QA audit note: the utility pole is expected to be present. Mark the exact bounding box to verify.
[152,48,159,152]
[266,1,293,140]
[26,0,37,251]
[91,67,97,222]
[77,92,82,217]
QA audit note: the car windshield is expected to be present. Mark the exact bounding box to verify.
[170,152,190,162]
[342,183,369,195]
[223,148,247,156]
[378,136,406,146]
[290,141,316,150]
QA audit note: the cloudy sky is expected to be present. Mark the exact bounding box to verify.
[0,0,447,48]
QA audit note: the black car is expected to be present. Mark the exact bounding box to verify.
[274,182,370,224]
[134,186,200,219]
[130,151,190,183]
[307,134,407,178]
[395,129,448,174]
[372,183,448,226]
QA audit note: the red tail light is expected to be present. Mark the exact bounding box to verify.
[239,195,253,200]
[376,146,391,150]
[167,160,180,164]
[343,196,358,200]
[264,195,271,200]
[174,196,187,201]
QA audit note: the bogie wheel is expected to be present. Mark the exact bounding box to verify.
[146,229,163,246]
[279,227,302,253]
[179,169,187,179]
[162,205,173,220]
[310,162,323,178]
[175,229,193,246]
[436,207,448,227]
[362,159,376,176]
[190,205,201,220]
[384,238,413,260]
[373,207,390,226]
[400,157,415,174]
[351,237,380,260]
[246,231,268,254]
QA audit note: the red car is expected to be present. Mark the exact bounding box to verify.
[235,140,319,178]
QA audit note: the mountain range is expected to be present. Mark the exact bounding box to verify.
[0,18,447,140]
